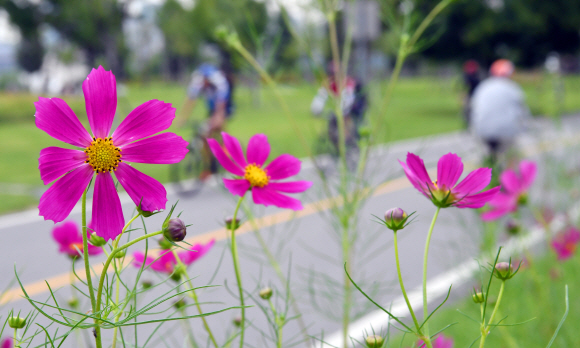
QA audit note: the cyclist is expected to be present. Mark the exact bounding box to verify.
[310,63,367,149]
[178,63,234,133]
[177,63,235,178]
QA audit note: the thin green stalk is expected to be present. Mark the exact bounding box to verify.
[94,230,164,328]
[170,248,219,348]
[229,195,247,348]
[479,281,506,348]
[13,328,18,348]
[393,232,422,333]
[80,187,101,348]
[178,305,198,348]
[421,207,441,348]
[268,299,283,348]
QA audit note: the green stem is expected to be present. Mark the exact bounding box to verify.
[268,299,283,348]
[179,306,199,348]
[393,232,422,333]
[421,207,441,348]
[170,249,219,348]
[13,328,18,348]
[480,281,506,348]
[229,195,246,348]
[111,258,122,348]
[80,187,101,348]
[94,230,164,328]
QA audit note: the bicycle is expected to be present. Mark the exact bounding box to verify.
[169,121,220,197]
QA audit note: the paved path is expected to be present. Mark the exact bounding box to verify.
[1,115,579,347]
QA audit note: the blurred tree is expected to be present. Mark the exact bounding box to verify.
[412,0,580,67]
[0,0,128,76]
[0,0,43,72]
[158,0,268,78]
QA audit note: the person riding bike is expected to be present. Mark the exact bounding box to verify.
[177,63,235,177]
[310,64,367,150]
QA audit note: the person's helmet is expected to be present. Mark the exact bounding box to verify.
[490,59,514,77]
[198,63,217,77]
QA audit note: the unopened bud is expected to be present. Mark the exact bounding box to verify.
[163,218,187,242]
[89,232,106,247]
[365,335,384,348]
[259,287,273,300]
[471,289,485,304]
[68,297,79,309]
[383,208,409,231]
[225,217,241,231]
[359,127,371,139]
[506,219,521,235]
[8,315,26,329]
[517,193,528,206]
[173,298,186,310]
[233,316,242,327]
[114,250,126,259]
[142,280,153,289]
[494,261,517,280]
[158,237,173,250]
[171,264,186,282]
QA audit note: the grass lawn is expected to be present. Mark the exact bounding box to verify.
[392,252,579,347]
[0,74,579,214]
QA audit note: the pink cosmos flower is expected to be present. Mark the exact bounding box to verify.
[1,338,12,348]
[399,153,499,208]
[417,335,453,348]
[36,66,188,241]
[132,240,215,274]
[52,220,102,257]
[208,132,312,210]
[551,227,580,261]
[481,160,537,221]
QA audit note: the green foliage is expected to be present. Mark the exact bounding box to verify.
[412,0,580,66]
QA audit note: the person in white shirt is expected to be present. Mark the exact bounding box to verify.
[470,59,530,162]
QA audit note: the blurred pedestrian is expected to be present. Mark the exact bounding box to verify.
[470,59,530,164]
[462,59,481,127]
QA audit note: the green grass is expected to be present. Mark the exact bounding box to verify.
[393,252,579,347]
[0,75,579,214]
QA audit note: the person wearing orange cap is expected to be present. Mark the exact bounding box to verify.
[470,59,530,163]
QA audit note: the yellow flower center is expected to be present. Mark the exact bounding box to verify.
[244,164,269,187]
[84,137,122,174]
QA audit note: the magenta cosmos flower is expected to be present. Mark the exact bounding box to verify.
[551,227,580,261]
[36,66,188,241]
[481,160,537,221]
[208,132,312,210]
[418,335,453,348]
[52,220,102,257]
[1,338,12,348]
[133,240,215,274]
[399,153,499,208]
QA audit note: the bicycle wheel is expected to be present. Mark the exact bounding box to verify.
[169,136,207,197]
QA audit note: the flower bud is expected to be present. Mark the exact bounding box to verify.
[158,237,173,250]
[137,204,156,217]
[171,264,186,282]
[142,280,153,289]
[494,261,518,280]
[471,289,485,304]
[163,218,187,242]
[8,315,26,329]
[359,127,371,139]
[225,217,241,231]
[68,297,79,309]
[89,232,106,247]
[173,298,186,310]
[114,250,126,259]
[517,193,528,206]
[259,287,273,300]
[506,219,521,235]
[365,335,384,348]
[233,316,242,327]
[383,208,409,231]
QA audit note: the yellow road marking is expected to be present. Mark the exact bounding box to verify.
[1,176,413,305]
